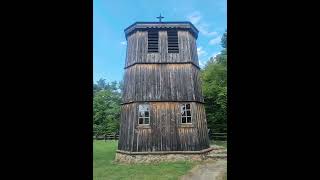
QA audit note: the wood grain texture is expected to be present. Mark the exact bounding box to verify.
[118,102,210,152]
[118,25,209,153]
[122,64,203,103]
[125,30,199,68]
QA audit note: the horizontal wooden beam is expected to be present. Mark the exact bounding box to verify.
[124,62,200,70]
[116,147,215,155]
[121,100,205,105]
[124,22,199,40]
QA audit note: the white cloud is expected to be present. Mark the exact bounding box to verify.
[187,11,218,37]
[120,41,127,45]
[198,52,221,68]
[197,46,207,57]
[211,52,221,59]
[209,36,222,45]
[197,24,218,37]
[187,11,201,25]
[199,60,205,68]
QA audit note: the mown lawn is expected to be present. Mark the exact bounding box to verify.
[210,140,227,148]
[93,140,195,180]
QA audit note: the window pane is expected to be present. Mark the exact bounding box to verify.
[139,118,144,124]
[139,104,150,111]
[144,118,150,124]
[186,104,190,110]
[145,111,149,117]
[182,111,186,116]
[182,117,186,123]
[187,117,191,123]
[139,104,149,117]
[187,110,191,116]
[180,106,184,114]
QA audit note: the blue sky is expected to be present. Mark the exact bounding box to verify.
[93,0,227,83]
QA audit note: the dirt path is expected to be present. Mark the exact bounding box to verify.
[180,159,227,180]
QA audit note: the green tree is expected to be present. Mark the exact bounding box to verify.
[105,81,118,92]
[93,81,122,136]
[118,80,124,95]
[221,30,227,49]
[93,83,99,95]
[96,78,107,90]
[201,30,227,133]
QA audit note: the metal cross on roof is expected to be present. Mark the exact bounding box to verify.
[156,14,164,22]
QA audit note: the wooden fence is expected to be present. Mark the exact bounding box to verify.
[93,134,119,141]
[209,132,227,141]
[94,132,227,142]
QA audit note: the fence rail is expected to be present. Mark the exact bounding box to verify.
[209,132,227,141]
[94,132,227,141]
[93,134,119,141]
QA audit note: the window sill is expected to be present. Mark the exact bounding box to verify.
[179,124,195,128]
[137,125,151,129]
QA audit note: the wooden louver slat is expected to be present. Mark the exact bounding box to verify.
[168,30,179,53]
[148,30,159,53]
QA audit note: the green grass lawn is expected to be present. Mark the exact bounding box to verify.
[93,140,195,180]
[210,140,227,148]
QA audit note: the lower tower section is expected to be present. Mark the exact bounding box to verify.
[116,102,212,163]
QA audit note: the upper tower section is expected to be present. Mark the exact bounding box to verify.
[124,22,200,68]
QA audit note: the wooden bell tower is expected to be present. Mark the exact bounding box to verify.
[116,19,211,159]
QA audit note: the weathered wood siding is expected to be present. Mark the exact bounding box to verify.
[125,30,199,67]
[118,24,210,153]
[122,64,204,103]
[118,102,210,152]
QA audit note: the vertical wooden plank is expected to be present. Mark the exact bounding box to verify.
[156,103,160,151]
[142,31,147,63]
[186,31,192,62]
[159,31,164,63]
[177,31,182,62]
[132,103,137,151]
[160,104,163,151]
[134,31,139,64]
[166,103,169,151]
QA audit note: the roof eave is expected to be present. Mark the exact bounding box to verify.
[124,21,199,40]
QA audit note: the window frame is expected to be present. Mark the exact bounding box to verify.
[181,103,192,124]
[138,104,150,125]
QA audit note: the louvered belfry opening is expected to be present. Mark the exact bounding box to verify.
[167,30,179,53]
[148,30,159,53]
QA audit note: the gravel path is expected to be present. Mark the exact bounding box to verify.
[180,159,227,180]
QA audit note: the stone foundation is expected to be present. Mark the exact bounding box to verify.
[115,147,215,163]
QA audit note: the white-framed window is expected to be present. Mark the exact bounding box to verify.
[138,104,150,125]
[181,103,192,124]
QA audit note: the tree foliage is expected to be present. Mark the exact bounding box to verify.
[201,30,227,133]
[93,79,122,136]
[221,30,227,49]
